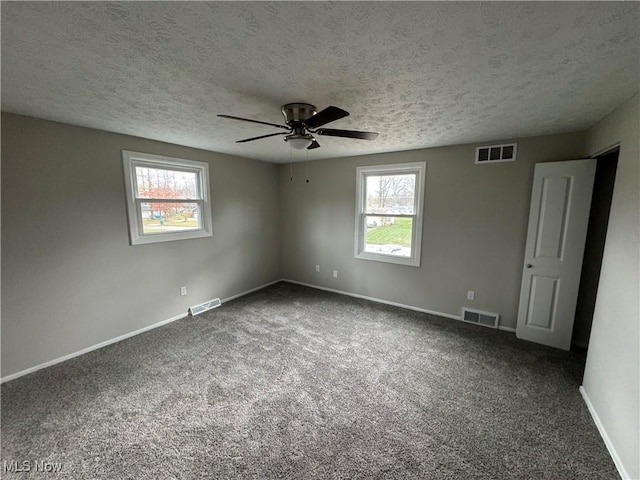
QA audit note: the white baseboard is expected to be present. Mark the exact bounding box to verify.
[0,312,187,384]
[283,278,461,320]
[1,278,513,383]
[222,279,282,303]
[579,386,628,480]
[1,279,282,384]
[282,278,517,333]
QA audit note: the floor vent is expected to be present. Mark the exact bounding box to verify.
[475,143,517,163]
[188,298,221,316]
[461,308,499,329]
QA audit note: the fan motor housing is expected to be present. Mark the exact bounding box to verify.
[281,103,316,125]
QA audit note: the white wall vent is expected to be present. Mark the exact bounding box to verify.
[188,298,221,316]
[475,143,517,164]
[461,307,499,329]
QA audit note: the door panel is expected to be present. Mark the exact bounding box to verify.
[526,275,559,330]
[516,159,596,350]
[534,176,571,260]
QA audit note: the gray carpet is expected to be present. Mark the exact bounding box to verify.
[1,282,618,479]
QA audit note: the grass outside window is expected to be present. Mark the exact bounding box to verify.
[366,218,413,246]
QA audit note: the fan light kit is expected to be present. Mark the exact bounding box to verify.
[218,103,378,150]
[284,133,315,150]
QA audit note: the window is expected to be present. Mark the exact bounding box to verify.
[122,150,212,245]
[355,162,426,266]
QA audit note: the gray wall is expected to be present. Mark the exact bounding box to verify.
[279,132,586,328]
[582,93,639,480]
[1,113,281,378]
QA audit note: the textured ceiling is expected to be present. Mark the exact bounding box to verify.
[2,2,639,163]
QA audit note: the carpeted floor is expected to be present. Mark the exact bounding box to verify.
[1,282,618,479]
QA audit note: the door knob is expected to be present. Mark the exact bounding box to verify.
[526,264,533,268]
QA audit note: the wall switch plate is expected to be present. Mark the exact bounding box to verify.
[180,286,187,296]
[333,270,338,278]
[467,290,475,300]
[315,265,320,272]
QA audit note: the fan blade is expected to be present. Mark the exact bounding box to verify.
[316,128,378,140]
[303,106,349,128]
[307,139,321,150]
[218,114,289,130]
[235,132,289,143]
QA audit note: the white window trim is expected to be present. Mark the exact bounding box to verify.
[122,150,213,245]
[354,161,426,267]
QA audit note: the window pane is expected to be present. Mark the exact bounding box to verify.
[135,166,199,199]
[364,216,413,257]
[140,202,201,234]
[365,174,416,214]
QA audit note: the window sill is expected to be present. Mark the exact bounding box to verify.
[130,229,212,246]
[355,251,421,267]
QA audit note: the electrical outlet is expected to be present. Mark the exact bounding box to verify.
[180,286,187,296]
[333,270,338,278]
[315,265,320,272]
[467,290,475,301]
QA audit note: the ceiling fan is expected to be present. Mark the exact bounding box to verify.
[218,103,378,150]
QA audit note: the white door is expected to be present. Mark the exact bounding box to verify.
[516,159,597,350]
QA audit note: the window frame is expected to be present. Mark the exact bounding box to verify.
[122,150,212,245]
[354,161,426,267]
